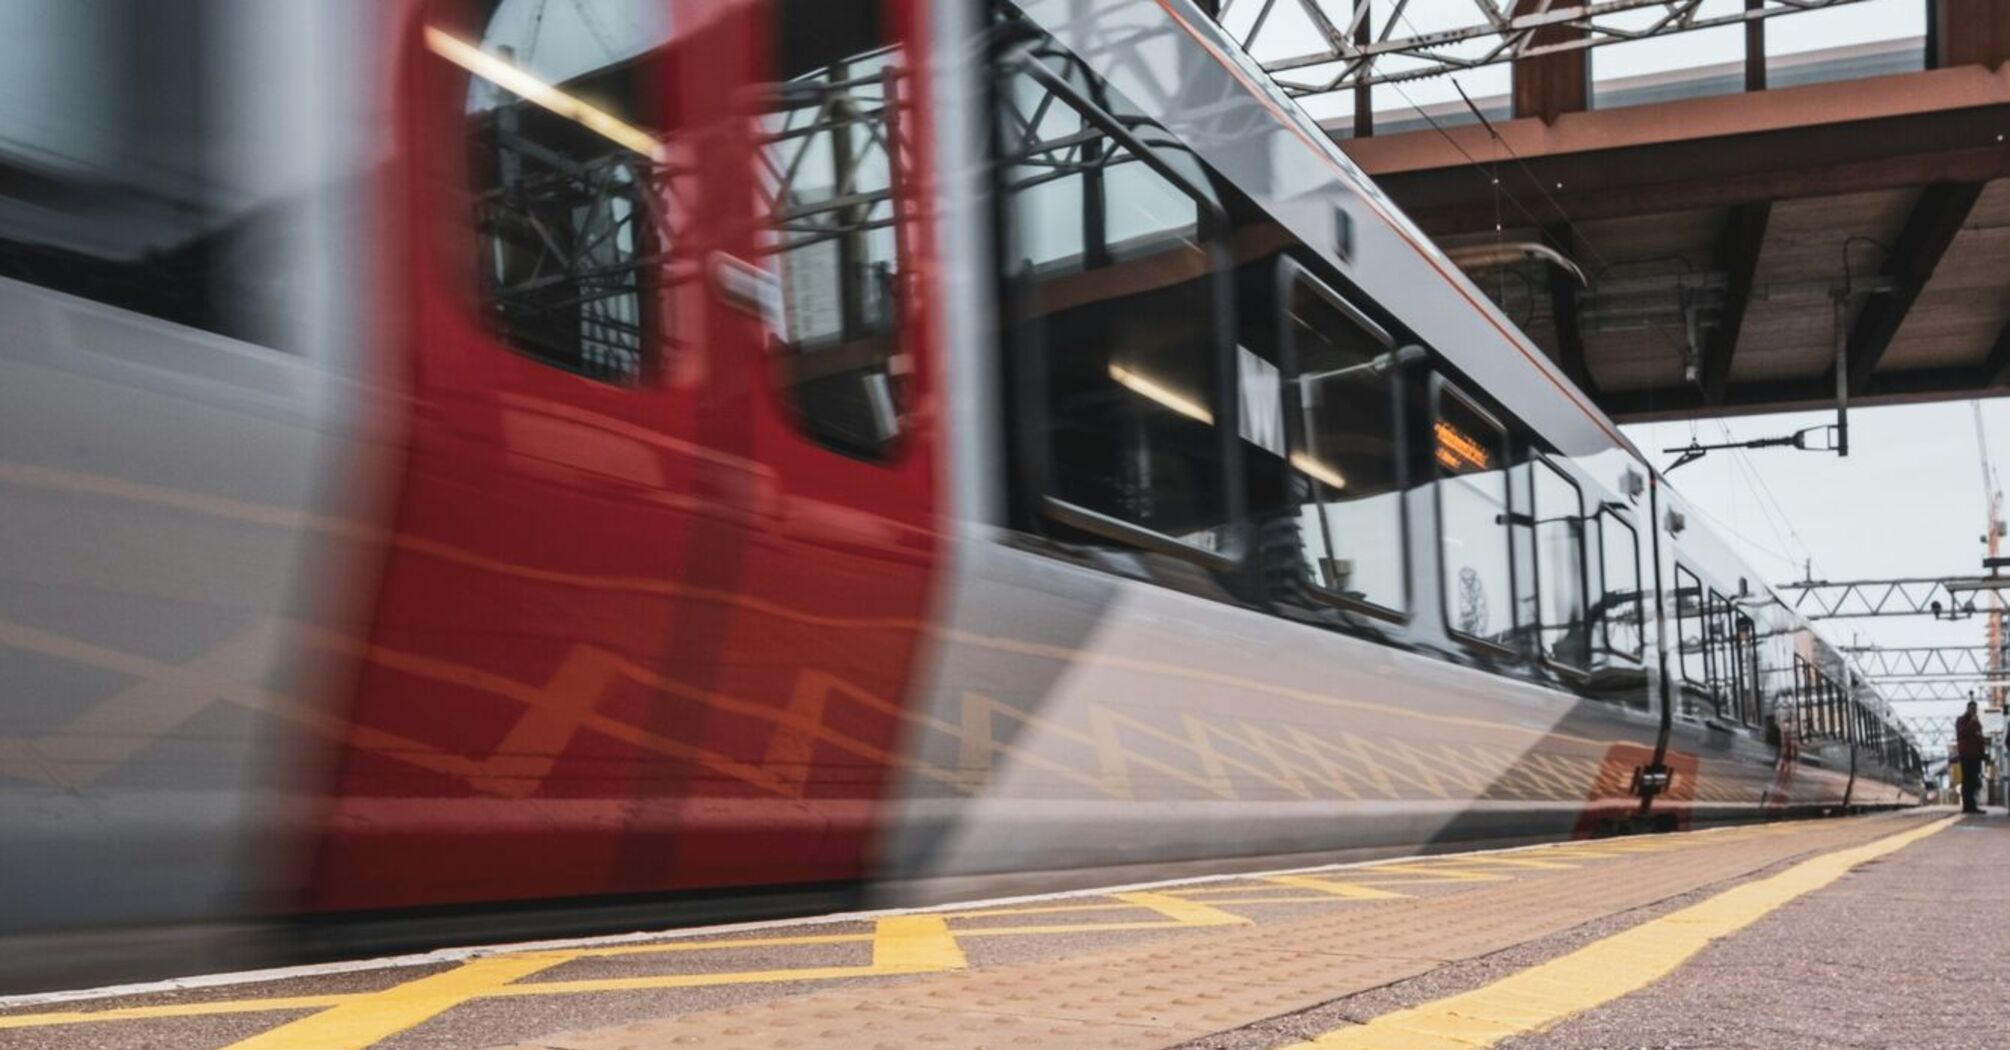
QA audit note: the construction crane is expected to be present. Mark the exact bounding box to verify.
[1975,403,2005,711]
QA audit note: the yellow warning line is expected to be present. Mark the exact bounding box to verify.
[0,817,1872,1045]
[1284,816,1957,1050]
[1264,874,1410,900]
[1111,891,1251,926]
[221,954,572,1050]
[870,915,968,973]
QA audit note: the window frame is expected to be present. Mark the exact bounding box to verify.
[1706,589,1730,713]
[1674,564,1707,688]
[1530,454,1590,673]
[1275,257,1409,623]
[996,45,1244,570]
[1735,613,1759,727]
[1430,376,1516,654]
[1596,507,1645,662]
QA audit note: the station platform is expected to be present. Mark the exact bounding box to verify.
[1,809,2001,1049]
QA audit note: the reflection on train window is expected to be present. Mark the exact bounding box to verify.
[448,0,672,385]
[992,23,1233,559]
[1598,511,1643,659]
[0,1,303,350]
[1735,614,1759,725]
[1800,651,1833,736]
[1674,565,1706,692]
[763,0,910,458]
[1708,589,1730,715]
[1283,272,1405,616]
[1532,458,1587,669]
[1434,384,1513,648]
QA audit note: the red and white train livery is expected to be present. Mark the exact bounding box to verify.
[0,0,1922,988]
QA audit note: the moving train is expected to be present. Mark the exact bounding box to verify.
[0,0,1923,990]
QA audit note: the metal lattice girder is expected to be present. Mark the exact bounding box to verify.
[1213,0,1875,99]
[1885,681,2000,703]
[1843,646,2006,678]
[1773,577,2001,620]
[1897,714,1958,750]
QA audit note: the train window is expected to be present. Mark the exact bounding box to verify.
[1532,459,1588,668]
[1280,268,1406,617]
[1674,566,1706,688]
[1433,383,1514,648]
[1708,590,1731,715]
[1736,614,1759,726]
[763,0,912,458]
[991,22,1237,562]
[0,1,306,350]
[1597,511,1643,660]
[445,0,674,385]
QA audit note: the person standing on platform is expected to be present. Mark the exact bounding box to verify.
[1956,700,1986,814]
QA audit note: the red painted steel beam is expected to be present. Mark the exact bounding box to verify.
[1936,0,2010,72]
[1512,0,1589,125]
[1605,366,2010,422]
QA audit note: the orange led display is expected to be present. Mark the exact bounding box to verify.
[1434,419,1493,473]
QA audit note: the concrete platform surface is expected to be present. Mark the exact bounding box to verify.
[0,809,1989,1050]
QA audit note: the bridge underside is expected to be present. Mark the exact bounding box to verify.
[1340,23,2010,424]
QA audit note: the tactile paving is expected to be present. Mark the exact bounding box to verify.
[491,816,1922,1050]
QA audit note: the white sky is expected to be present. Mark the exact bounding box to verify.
[1624,403,2010,730]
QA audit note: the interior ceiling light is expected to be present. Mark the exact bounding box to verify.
[425,27,662,160]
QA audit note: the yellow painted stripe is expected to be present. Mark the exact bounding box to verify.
[1287,816,1957,1050]
[572,932,874,957]
[1210,895,1395,906]
[945,900,1147,919]
[956,921,1200,936]
[1111,891,1252,925]
[221,954,573,1050]
[484,965,890,996]
[1444,856,1580,870]
[870,915,968,973]
[0,995,351,1030]
[1265,874,1411,900]
[1350,865,1512,884]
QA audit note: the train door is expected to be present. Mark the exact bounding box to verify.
[634,0,943,891]
[309,0,783,911]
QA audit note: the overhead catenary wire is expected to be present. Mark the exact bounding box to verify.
[1377,26,1834,592]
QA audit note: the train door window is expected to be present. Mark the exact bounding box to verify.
[1532,458,1588,669]
[762,0,912,458]
[1791,655,1810,737]
[446,0,674,384]
[1279,267,1407,616]
[1674,566,1706,688]
[1510,462,1539,643]
[992,24,1237,561]
[1433,382,1514,649]
[1736,614,1759,726]
[1706,590,1730,714]
[1597,510,1643,660]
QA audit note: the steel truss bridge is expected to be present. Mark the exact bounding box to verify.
[1210,0,1877,100]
